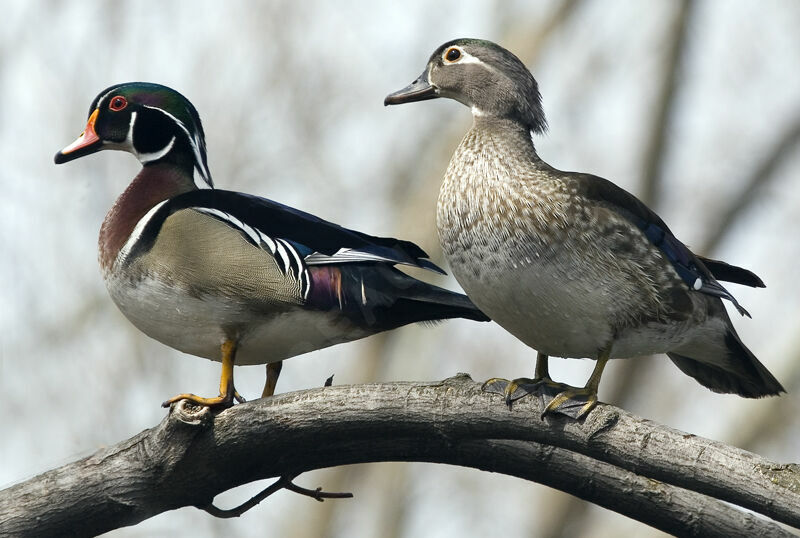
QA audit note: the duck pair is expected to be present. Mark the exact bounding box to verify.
[56,38,783,418]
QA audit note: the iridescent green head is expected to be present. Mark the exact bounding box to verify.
[55,82,212,187]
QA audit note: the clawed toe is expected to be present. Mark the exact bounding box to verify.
[541,387,598,420]
[482,377,600,419]
[481,377,512,396]
[482,376,560,407]
[161,391,237,409]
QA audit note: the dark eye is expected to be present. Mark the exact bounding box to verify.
[445,47,461,62]
[109,96,128,111]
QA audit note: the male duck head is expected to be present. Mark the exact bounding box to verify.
[385,38,548,134]
[54,82,213,187]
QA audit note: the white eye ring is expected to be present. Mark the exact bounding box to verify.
[443,47,463,63]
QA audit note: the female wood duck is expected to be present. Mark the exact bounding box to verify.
[55,82,488,409]
[385,38,784,418]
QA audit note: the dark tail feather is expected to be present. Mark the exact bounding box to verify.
[308,265,489,330]
[668,331,784,397]
[696,256,765,288]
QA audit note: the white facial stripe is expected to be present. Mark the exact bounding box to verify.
[138,136,176,163]
[456,51,484,65]
[125,111,136,150]
[100,110,136,153]
[143,104,192,140]
[117,200,169,263]
[97,88,118,110]
[114,110,176,163]
[445,47,500,79]
[143,105,211,183]
[447,48,500,120]
[442,46,483,64]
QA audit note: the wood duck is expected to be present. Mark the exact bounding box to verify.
[55,82,489,409]
[385,38,784,418]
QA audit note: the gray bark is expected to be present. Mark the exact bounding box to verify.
[1,375,797,537]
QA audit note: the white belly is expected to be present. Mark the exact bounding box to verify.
[449,255,700,360]
[105,273,369,365]
[450,258,613,357]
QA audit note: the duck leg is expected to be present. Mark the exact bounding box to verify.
[262,361,283,398]
[542,348,610,419]
[162,340,238,409]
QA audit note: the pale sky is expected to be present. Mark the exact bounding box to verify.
[2,1,799,536]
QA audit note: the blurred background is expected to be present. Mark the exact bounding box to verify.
[2,1,799,536]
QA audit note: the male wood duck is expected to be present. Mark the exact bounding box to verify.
[55,82,488,409]
[385,39,784,418]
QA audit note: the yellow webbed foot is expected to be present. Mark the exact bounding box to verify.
[162,339,239,410]
[541,350,610,420]
[162,390,236,409]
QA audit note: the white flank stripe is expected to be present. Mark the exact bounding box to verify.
[194,207,263,246]
[274,241,293,277]
[117,200,168,263]
[277,238,304,279]
[237,221,262,246]
[301,271,310,301]
[142,105,211,183]
[193,208,307,283]
[194,207,227,221]
[305,248,401,266]
[256,229,277,254]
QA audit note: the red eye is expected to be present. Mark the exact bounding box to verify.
[109,96,127,111]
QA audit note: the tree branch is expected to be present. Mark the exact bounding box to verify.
[1,375,797,537]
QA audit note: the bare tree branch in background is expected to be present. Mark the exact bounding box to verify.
[498,0,582,64]
[1,376,798,537]
[697,115,800,254]
[638,0,694,208]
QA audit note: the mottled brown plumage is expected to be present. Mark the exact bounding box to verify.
[386,38,783,417]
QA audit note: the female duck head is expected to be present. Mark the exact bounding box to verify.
[385,38,547,134]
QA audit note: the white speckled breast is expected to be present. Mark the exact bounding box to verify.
[437,119,700,359]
